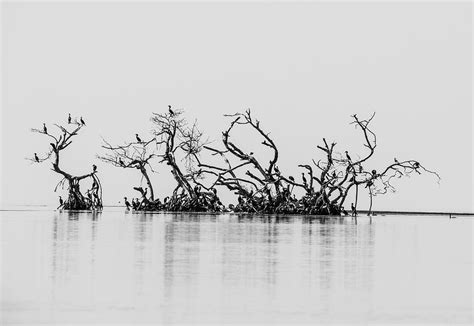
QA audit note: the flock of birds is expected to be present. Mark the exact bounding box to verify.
[34,105,177,165]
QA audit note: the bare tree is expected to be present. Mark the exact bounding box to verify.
[99,135,157,208]
[30,117,102,210]
[151,107,221,211]
[307,113,441,215]
[197,109,295,213]
[196,110,440,215]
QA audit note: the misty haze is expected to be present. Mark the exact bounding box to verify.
[1,2,472,325]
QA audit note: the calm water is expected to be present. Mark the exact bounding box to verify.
[1,210,472,325]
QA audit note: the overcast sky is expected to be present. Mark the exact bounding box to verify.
[1,2,472,212]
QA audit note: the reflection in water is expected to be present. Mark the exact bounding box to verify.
[1,211,472,324]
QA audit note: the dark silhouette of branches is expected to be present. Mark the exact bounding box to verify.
[99,135,157,203]
[30,117,102,210]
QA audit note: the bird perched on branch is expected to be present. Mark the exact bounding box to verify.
[43,123,48,134]
[59,196,64,206]
[68,113,71,124]
[288,176,295,182]
[135,133,142,143]
[34,153,40,162]
[124,197,131,210]
[274,165,280,174]
[92,164,97,172]
[119,158,125,167]
[345,150,352,162]
[394,158,399,163]
[168,105,174,116]
[80,117,86,126]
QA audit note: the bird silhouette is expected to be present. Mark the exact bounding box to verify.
[68,113,71,124]
[345,150,352,162]
[135,133,142,143]
[80,117,86,125]
[34,153,40,162]
[59,196,64,205]
[92,164,97,172]
[43,123,47,134]
[124,197,131,209]
[168,105,175,116]
[372,169,377,175]
[394,158,399,163]
[119,158,125,167]
[332,171,337,178]
[288,176,295,182]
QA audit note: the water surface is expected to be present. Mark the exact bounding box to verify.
[1,210,472,324]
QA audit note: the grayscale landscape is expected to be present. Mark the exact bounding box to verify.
[1,1,472,325]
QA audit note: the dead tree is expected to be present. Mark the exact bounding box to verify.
[196,109,295,213]
[30,117,102,210]
[308,113,441,215]
[151,107,221,211]
[99,135,157,209]
[196,110,440,215]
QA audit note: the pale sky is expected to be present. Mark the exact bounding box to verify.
[1,1,472,212]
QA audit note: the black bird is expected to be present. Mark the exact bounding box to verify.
[80,117,86,126]
[288,176,295,182]
[68,113,71,124]
[43,123,48,134]
[274,165,280,174]
[119,158,125,167]
[59,196,64,206]
[372,169,377,176]
[351,203,357,217]
[92,164,97,172]
[332,171,337,178]
[124,197,131,210]
[135,133,142,143]
[345,150,352,162]
[34,153,40,162]
[249,152,254,156]
[394,158,399,164]
[168,105,174,116]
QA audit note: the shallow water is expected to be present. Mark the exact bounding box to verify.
[1,210,472,324]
